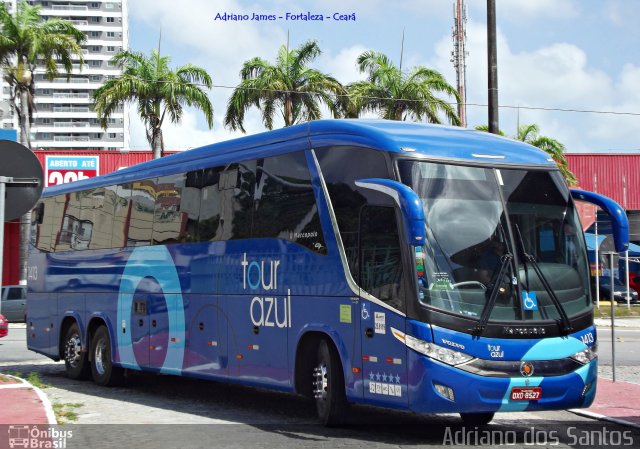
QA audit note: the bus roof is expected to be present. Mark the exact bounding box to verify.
[44,119,556,196]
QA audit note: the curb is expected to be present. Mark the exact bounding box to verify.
[569,408,640,430]
[1,374,57,425]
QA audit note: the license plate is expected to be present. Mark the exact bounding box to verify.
[510,387,542,401]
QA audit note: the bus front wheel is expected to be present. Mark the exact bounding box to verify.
[63,322,90,380]
[313,339,348,426]
[460,412,495,426]
[90,326,124,386]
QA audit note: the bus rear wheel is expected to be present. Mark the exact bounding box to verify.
[460,412,495,426]
[90,326,124,386]
[63,322,90,380]
[313,339,347,427]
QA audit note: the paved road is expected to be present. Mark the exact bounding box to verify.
[1,325,639,448]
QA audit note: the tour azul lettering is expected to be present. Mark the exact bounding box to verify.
[242,253,291,328]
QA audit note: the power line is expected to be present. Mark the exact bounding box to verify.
[101,76,640,118]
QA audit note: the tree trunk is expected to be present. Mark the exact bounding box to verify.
[284,95,293,126]
[19,211,31,285]
[151,127,163,159]
[18,88,31,148]
[17,85,32,284]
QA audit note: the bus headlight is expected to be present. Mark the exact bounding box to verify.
[570,346,597,365]
[405,334,474,366]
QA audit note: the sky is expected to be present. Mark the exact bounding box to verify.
[126,0,640,153]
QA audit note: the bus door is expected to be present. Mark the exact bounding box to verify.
[358,206,408,407]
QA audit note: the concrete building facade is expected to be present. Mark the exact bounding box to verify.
[0,0,129,151]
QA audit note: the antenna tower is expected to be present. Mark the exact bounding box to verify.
[451,0,468,127]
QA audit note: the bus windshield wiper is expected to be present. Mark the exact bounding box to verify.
[514,225,573,335]
[471,253,513,336]
[520,253,573,335]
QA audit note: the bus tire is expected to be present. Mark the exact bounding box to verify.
[313,339,348,427]
[63,322,90,380]
[460,412,494,426]
[90,326,124,386]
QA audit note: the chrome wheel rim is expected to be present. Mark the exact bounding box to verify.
[313,363,328,400]
[65,334,82,368]
[94,339,107,376]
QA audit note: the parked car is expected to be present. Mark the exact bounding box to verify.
[597,277,640,304]
[0,314,8,338]
[0,285,27,322]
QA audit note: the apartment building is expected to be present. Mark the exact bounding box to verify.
[0,0,129,150]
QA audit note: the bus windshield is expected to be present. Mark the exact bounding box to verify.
[398,161,592,323]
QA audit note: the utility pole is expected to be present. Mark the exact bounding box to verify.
[487,0,499,134]
[451,0,467,127]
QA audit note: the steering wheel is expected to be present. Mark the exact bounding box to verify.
[451,281,487,290]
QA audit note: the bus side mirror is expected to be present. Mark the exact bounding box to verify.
[355,178,426,246]
[570,189,629,253]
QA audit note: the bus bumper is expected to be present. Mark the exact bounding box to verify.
[408,355,598,414]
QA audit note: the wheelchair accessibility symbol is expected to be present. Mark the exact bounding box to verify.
[361,303,370,320]
[522,291,538,311]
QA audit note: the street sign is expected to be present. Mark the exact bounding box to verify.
[0,140,43,298]
[0,140,43,221]
[45,155,99,187]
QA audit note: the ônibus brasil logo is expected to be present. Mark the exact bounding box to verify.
[7,425,72,449]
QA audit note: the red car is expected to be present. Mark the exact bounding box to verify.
[0,314,8,338]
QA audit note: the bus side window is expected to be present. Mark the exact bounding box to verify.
[359,206,404,311]
[253,152,326,254]
[200,161,255,241]
[316,147,392,277]
[111,184,132,248]
[128,179,157,247]
[81,187,111,250]
[153,173,187,244]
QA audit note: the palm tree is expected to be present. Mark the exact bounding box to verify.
[475,124,577,185]
[224,40,344,133]
[345,51,460,124]
[93,50,213,159]
[517,124,577,186]
[0,1,85,148]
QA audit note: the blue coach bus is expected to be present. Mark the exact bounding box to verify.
[27,120,628,426]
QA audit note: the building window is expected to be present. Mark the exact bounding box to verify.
[106,17,115,23]
[90,17,100,23]
[107,32,115,38]
[42,118,51,124]
[106,3,115,8]
[107,46,115,52]
[108,133,117,139]
[90,60,101,67]
[89,31,100,38]
[91,46,100,52]
[90,2,100,8]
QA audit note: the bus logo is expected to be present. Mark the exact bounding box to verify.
[520,361,535,377]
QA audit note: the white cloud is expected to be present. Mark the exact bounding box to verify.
[431,21,640,152]
[319,44,368,84]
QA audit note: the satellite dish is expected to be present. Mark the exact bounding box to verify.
[0,101,11,120]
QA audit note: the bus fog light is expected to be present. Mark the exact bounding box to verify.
[434,383,455,401]
[581,382,593,397]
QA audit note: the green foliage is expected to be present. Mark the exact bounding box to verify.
[224,40,344,132]
[474,123,577,186]
[53,403,83,423]
[344,51,460,124]
[93,49,213,156]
